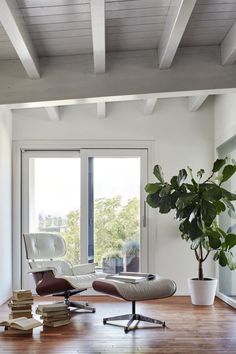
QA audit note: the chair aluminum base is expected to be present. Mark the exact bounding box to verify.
[65,299,95,313]
[103,301,165,333]
[54,289,96,313]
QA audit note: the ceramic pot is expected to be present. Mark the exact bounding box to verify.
[187,277,218,305]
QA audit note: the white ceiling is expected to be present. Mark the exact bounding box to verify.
[1,0,236,60]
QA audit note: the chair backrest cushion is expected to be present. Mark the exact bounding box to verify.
[29,260,73,276]
[23,233,66,260]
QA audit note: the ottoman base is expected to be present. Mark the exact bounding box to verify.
[103,300,165,333]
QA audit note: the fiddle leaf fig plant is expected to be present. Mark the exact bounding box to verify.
[145,158,236,280]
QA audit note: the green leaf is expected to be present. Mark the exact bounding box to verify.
[176,194,197,210]
[221,188,236,201]
[145,183,162,194]
[188,219,203,240]
[201,200,217,226]
[189,206,199,223]
[223,198,235,212]
[190,238,201,250]
[159,184,172,197]
[219,250,227,267]
[225,233,236,250]
[158,195,172,214]
[153,165,164,184]
[203,186,222,202]
[177,169,187,187]
[213,200,226,214]
[206,230,221,250]
[212,158,226,173]
[170,176,178,188]
[213,251,219,261]
[197,169,205,179]
[221,165,236,183]
[146,193,160,208]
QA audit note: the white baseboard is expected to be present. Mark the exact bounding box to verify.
[216,292,236,309]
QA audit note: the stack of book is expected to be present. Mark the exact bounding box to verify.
[8,290,33,319]
[0,317,42,335]
[36,303,71,327]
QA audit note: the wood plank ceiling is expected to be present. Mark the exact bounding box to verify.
[0,0,235,60]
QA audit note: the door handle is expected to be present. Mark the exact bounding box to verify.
[143,201,147,228]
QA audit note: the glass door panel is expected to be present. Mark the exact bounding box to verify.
[218,141,236,302]
[92,157,140,273]
[22,151,80,290]
[82,149,148,274]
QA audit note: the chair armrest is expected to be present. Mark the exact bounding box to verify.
[72,263,98,276]
[28,267,57,275]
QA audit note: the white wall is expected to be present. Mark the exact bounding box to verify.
[0,108,12,305]
[13,97,214,294]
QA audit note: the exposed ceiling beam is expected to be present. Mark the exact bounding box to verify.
[45,106,60,121]
[188,95,208,112]
[0,0,40,78]
[221,21,236,65]
[1,47,236,109]
[158,0,197,69]
[143,98,158,115]
[97,102,106,118]
[90,0,105,74]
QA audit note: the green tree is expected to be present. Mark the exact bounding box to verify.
[94,196,139,265]
[62,210,80,264]
[61,196,140,266]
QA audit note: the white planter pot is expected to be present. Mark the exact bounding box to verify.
[187,278,218,305]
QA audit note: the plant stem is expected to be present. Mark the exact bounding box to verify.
[198,243,204,280]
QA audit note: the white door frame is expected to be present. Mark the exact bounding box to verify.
[21,150,80,290]
[80,148,148,271]
[12,140,156,290]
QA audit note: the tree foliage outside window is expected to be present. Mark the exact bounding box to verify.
[38,196,139,266]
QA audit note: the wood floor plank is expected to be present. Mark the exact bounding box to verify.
[0,296,235,353]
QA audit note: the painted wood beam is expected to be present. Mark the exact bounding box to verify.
[0,0,40,78]
[97,102,106,118]
[221,21,236,65]
[1,47,236,108]
[188,95,208,112]
[90,0,105,74]
[158,0,197,69]
[143,98,158,115]
[45,106,60,121]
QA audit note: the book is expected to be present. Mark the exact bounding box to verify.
[105,272,155,284]
[8,304,32,310]
[3,328,33,335]
[37,303,68,313]
[9,299,33,305]
[12,290,33,301]
[120,272,155,280]
[0,317,41,331]
[43,319,71,327]
[9,313,32,320]
[36,310,70,319]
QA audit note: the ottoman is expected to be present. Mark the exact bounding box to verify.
[93,275,177,333]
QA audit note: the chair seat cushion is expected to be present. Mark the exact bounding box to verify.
[92,276,176,301]
[58,272,105,290]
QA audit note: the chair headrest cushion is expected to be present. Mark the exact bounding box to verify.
[23,233,66,260]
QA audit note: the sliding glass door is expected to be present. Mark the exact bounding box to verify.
[21,149,148,290]
[218,139,236,304]
[21,151,81,290]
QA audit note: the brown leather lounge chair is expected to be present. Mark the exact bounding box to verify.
[23,233,104,312]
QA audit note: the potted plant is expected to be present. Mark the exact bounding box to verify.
[122,240,140,272]
[145,158,236,305]
[102,250,123,274]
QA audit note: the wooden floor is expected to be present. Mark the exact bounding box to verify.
[0,296,236,354]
